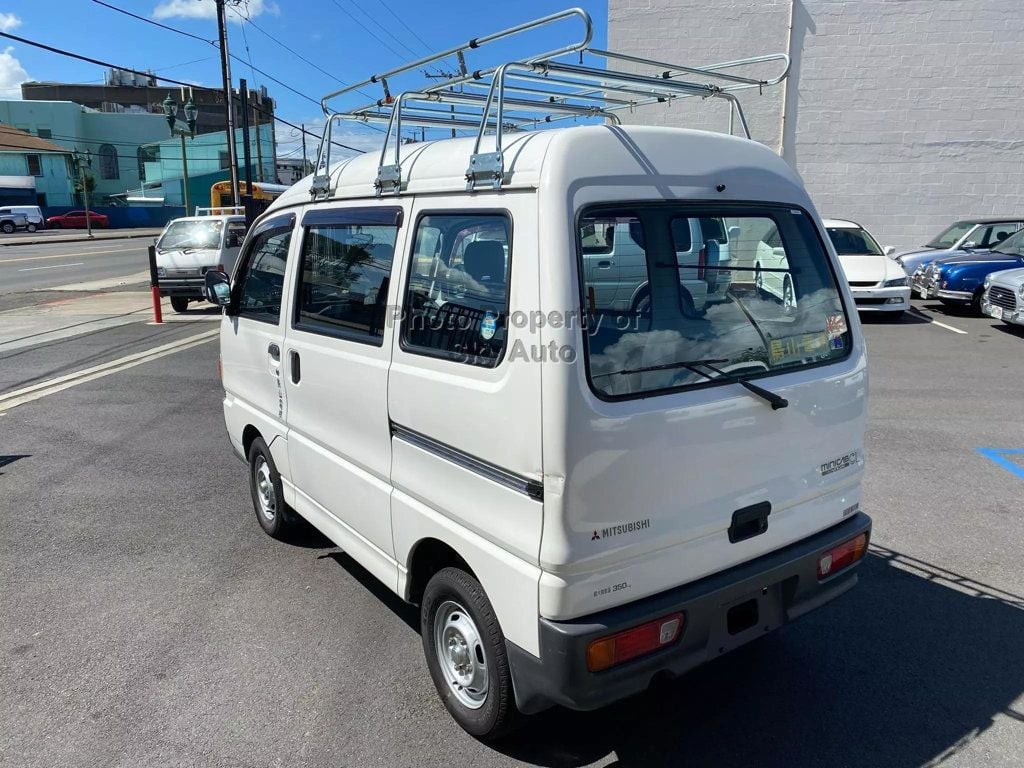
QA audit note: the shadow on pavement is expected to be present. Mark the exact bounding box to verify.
[321,550,420,632]
[861,310,930,325]
[485,546,1024,767]
[0,454,29,474]
[993,322,1024,339]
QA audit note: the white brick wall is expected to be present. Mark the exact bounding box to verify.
[608,0,1024,249]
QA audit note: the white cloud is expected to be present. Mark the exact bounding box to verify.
[0,13,21,32]
[0,46,29,99]
[153,0,277,22]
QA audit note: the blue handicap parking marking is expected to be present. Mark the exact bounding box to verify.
[975,448,1024,480]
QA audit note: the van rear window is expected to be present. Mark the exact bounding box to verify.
[578,204,851,399]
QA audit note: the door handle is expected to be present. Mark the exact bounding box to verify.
[597,260,612,269]
[268,343,280,362]
[290,350,301,384]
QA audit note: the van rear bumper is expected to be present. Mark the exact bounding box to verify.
[507,511,871,714]
[158,278,205,298]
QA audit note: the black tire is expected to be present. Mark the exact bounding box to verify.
[632,287,650,315]
[421,567,518,741]
[970,288,984,316]
[49,221,61,229]
[26,223,37,233]
[1,222,14,234]
[170,296,190,314]
[247,436,293,540]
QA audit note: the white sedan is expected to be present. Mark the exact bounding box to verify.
[823,218,910,317]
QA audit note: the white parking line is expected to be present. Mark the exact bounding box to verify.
[0,329,218,414]
[908,307,968,335]
[18,262,85,272]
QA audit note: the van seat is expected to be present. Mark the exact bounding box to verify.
[464,241,505,284]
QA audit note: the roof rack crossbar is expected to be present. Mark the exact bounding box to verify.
[310,7,789,196]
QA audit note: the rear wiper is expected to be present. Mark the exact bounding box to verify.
[593,357,788,410]
[695,360,789,410]
[593,357,729,378]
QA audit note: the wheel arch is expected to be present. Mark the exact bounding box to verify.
[405,537,476,604]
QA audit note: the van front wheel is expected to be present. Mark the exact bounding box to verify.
[247,437,293,540]
[421,568,517,740]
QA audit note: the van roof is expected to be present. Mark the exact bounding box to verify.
[167,215,245,224]
[272,124,808,212]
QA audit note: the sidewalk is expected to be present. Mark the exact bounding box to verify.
[0,228,164,247]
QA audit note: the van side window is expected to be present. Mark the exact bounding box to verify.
[236,227,293,324]
[294,223,397,344]
[402,213,511,367]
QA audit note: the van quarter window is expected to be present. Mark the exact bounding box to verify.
[235,226,293,324]
[401,213,511,367]
[294,222,398,344]
[579,204,851,399]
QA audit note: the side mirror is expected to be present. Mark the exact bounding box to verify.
[884,245,896,256]
[727,226,741,240]
[204,270,232,308]
[962,241,977,250]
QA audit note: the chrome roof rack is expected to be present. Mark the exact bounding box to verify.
[312,7,789,198]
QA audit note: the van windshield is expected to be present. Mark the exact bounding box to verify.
[578,204,851,399]
[158,220,224,250]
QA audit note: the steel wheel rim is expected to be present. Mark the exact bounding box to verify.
[254,457,276,521]
[433,600,488,709]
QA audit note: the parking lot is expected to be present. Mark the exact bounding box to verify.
[1,295,1022,767]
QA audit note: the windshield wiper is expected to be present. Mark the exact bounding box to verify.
[593,357,788,410]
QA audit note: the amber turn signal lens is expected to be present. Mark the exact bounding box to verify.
[817,532,868,580]
[586,612,684,672]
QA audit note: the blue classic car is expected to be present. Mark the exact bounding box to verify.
[919,229,1024,314]
[896,218,1024,281]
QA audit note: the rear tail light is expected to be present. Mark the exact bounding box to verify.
[586,613,684,672]
[817,533,868,580]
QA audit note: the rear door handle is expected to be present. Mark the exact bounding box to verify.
[597,260,612,269]
[268,343,280,362]
[289,350,301,384]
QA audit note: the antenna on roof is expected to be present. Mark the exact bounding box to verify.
[310,7,788,199]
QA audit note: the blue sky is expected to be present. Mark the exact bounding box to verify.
[0,0,607,159]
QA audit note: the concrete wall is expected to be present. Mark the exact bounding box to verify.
[0,100,169,202]
[608,0,1024,249]
[0,151,74,206]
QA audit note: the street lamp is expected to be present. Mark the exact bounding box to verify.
[162,93,198,215]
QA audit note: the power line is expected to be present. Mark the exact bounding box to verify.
[0,30,367,155]
[89,0,217,44]
[327,0,409,61]
[373,0,433,52]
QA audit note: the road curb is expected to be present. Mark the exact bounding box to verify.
[0,230,162,248]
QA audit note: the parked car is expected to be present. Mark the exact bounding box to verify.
[0,205,43,232]
[823,218,909,317]
[982,267,1024,328]
[45,210,110,229]
[580,216,737,314]
[155,213,247,313]
[204,122,871,739]
[0,210,29,234]
[894,218,1024,281]
[919,229,1024,313]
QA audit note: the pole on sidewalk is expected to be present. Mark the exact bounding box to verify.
[301,123,308,177]
[180,131,191,216]
[148,244,163,324]
[240,78,253,199]
[216,0,241,207]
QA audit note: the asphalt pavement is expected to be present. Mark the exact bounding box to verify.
[0,237,154,296]
[1,299,1023,767]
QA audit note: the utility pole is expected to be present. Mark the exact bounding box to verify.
[239,78,253,197]
[215,0,241,207]
[254,107,264,182]
[301,123,308,176]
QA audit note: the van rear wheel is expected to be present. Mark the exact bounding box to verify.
[170,297,189,313]
[421,567,518,741]
[247,437,294,540]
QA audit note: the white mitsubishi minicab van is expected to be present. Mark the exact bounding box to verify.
[205,10,871,740]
